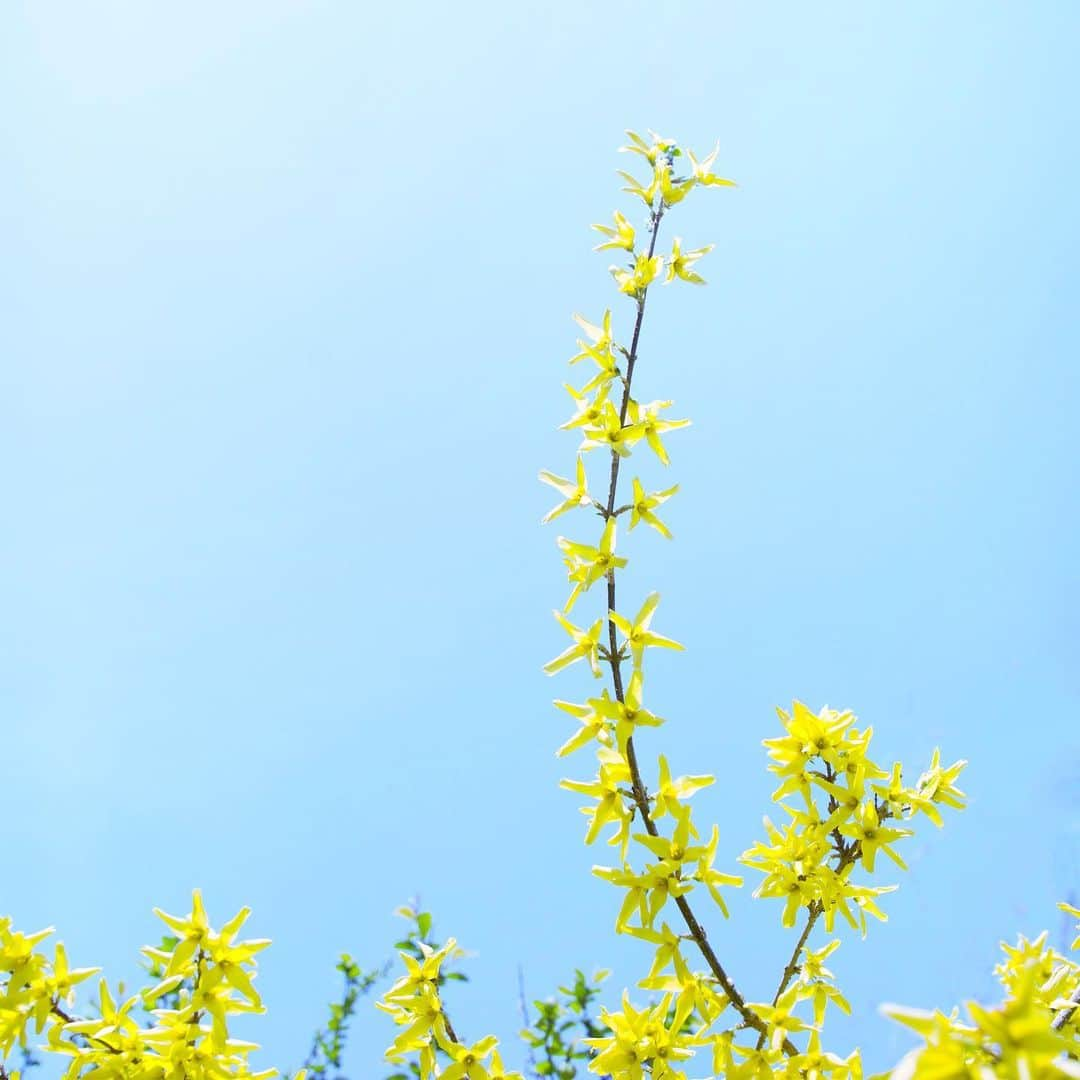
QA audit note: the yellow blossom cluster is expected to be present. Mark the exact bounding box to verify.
[0,891,288,1080]
[883,902,1080,1078]
[377,937,521,1080]
[741,703,967,935]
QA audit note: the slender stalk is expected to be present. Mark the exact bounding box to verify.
[599,195,795,1054]
[753,835,862,1049]
[1051,984,1080,1032]
[50,1002,120,1054]
[753,906,820,1050]
[443,1012,461,1046]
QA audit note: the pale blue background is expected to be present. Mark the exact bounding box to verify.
[3,2,1077,1075]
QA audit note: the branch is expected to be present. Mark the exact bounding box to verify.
[50,1001,121,1055]
[600,198,794,1055]
[753,905,820,1050]
[1052,983,1080,1032]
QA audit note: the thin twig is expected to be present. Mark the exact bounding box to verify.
[752,836,862,1049]
[50,1001,120,1054]
[442,1008,461,1046]
[516,964,539,1076]
[1051,984,1080,1032]
[754,906,820,1050]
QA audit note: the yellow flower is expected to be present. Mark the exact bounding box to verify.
[686,143,736,188]
[580,401,646,458]
[653,754,714,823]
[624,400,690,466]
[620,129,679,165]
[561,748,633,852]
[747,986,815,1053]
[658,163,694,207]
[543,611,605,677]
[593,669,665,752]
[915,748,967,814]
[561,382,611,432]
[628,478,678,539]
[558,518,627,611]
[569,311,621,391]
[838,801,912,874]
[592,211,636,252]
[664,237,714,285]
[634,806,706,867]
[553,693,614,758]
[610,593,684,669]
[539,456,592,525]
[693,825,743,916]
[611,253,664,296]
[441,1035,499,1080]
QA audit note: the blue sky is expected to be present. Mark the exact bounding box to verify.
[3,1,1077,1075]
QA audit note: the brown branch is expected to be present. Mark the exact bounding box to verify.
[598,195,795,1055]
[50,1001,121,1054]
[1051,983,1080,1032]
[754,905,820,1050]
[443,1015,461,1045]
[752,833,861,1049]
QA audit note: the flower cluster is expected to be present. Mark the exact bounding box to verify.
[378,936,521,1080]
[741,702,967,935]
[883,902,1080,1078]
[0,891,286,1080]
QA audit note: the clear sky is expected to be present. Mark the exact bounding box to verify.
[3,2,1077,1075]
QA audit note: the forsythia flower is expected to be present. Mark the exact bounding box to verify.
[611,253,664,297]
[620,129,679,165]
[558,518,627,611]
[538,456,592,524]
[686,143,737,188]
[580,401,646,458]
[915,747,968,814]
[593,668,665,752]
[658,163,695,207]
[747,985,815,1052]
[553,692,614,758]
[838,801,912,874]
[617,167,660,207]
[610,592,684,668]
[441,1035,499,1080]
[592,211,636,252]
[693,825,744,916]
[593,855,694,932]
[624,399,690,466]
[561,381,611,432]
[652,755,715,823]
[561,748,634,854]
[543,610,605,677]
[569,311,621,391]
[628,477,678,538]
[664,237,714,285]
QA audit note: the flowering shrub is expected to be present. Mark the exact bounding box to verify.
[2,129,1076,1080]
